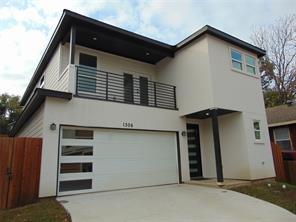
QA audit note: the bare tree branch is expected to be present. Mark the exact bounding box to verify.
[251,14,296,106]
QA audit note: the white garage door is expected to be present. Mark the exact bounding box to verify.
[58,127,178,196]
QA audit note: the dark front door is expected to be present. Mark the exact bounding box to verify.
[139,76,148,105]
[187,124,203,179]
[124,73,134,103]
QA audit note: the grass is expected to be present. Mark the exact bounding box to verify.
[230,181,296,214]
[0,198,71,222]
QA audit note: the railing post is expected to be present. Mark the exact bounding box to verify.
[154,82,157,107]
[173,86,177,109]
[106,72,108,100]
[75,66,78,95]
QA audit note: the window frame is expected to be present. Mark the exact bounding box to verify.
[253,120,263,143]
[230,47,258,77]
[245,55,256,75]
[231,49,243,71]
[273,127,293,151]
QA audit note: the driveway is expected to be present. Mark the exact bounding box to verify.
[58,184,296,222]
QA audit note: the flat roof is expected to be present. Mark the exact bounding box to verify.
[20,9,266,106]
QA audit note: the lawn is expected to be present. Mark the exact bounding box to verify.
[230,181,296,214]
[0,198,71,222]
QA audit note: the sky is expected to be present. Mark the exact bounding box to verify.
[0,0,295,96]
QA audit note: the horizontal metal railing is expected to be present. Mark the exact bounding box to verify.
[75,65,177,109]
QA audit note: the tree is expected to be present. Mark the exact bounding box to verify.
[0,93,22,134]
[251,15,296,107]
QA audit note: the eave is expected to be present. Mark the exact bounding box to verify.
[10,89,72,137]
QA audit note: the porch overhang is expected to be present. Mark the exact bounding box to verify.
[186,108,239,184]
[186,108,238,119]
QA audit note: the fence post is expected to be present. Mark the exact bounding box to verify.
[271,143,286,182]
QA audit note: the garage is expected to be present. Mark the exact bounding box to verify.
[57,127,179,196]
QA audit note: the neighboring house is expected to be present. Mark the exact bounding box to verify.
[10,9,275,197]
[266,103,296,151]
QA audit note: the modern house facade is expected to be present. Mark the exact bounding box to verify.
[11,10,275,197]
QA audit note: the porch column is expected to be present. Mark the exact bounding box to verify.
[69,25,76,64]
[210,109,224,184]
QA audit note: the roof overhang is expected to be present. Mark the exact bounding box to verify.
[20,9,266,106]
[10,88,72,137]
[268,120,296,128]
[186,108,238,119]
[176,25,266,57]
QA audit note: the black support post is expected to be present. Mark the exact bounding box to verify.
[69,25,76,64]
[210,109,224,184]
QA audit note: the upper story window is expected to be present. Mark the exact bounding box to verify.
[231,50,243,70]
[230,49,257,76]
[246,55,256,74]
[274,127,292,150]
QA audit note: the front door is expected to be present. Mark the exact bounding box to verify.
[187,124,203,179]
[139,76,148,105]
[124,73,134,103]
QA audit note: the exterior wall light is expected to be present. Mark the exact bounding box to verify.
[50,123,56,131]
[181,131,187,137]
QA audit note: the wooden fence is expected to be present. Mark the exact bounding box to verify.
[0,137,42,209]
[271,143,286,182]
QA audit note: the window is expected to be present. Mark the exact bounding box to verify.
[61,146,93,156]
[253,121,261,140]
[231,50,243,70]
[274,127,292,150]
[60,162,93,174]
[59,179,92,192]
[62,129,94,139]
[230,49,257,75]
[246,55,256,74]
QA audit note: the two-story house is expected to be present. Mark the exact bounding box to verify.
[10,10,275,197]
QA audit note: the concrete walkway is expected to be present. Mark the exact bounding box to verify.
[58,184,296,222]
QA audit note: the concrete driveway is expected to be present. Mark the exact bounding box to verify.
[58,184,296,222]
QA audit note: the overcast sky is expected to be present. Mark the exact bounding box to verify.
[0,0,295,96]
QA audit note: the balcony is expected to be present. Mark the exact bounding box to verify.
[75,66,177,110]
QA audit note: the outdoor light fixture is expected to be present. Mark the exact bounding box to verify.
[92,37,97,41]
[181,131,187,137]
[146,52,150,56]
[50,123,56,131]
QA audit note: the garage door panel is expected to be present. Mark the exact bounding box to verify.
[93,170,177,191]
[93,159,177,172]
[58,127,178,196]
[59,172,93,181]
[60,156,93,163]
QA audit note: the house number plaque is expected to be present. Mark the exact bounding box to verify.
[122,122,134,128]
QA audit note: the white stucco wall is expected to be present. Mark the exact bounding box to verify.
[156,36,214,116]
[39,97,189,197]
[207,36,275,179]
[156,34,275,180]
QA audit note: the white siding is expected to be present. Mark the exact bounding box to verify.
[44,44,68,92]
[73,44,157,80]
[17,104,44,138]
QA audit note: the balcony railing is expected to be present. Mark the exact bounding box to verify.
[75,65,177,110]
